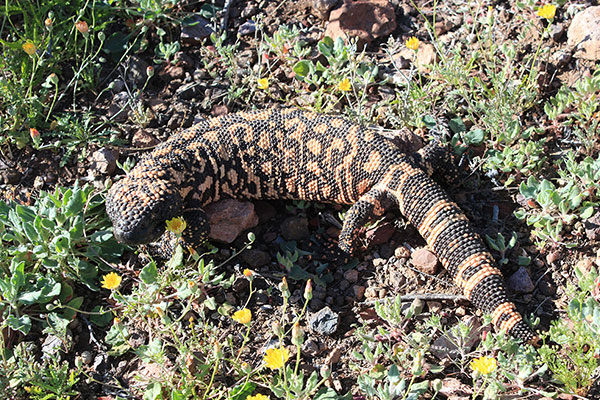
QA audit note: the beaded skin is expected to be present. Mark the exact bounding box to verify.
[106,108,535,342]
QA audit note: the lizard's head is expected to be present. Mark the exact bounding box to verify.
[106,176,183,245]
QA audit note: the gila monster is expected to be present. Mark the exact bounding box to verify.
[106,108,535,342]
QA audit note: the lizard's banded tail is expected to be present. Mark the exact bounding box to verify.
[387,159,535,342]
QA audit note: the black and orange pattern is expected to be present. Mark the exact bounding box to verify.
[106,108,535,342]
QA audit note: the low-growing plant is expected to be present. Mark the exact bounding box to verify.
[515,151,599,247]
[0,183,123,336]
[537,266,600,395]
[1,344,82,399]
[544,68,600,155]
[0,0,112,147]
[484,139,547,186]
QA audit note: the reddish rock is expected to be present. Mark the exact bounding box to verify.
[415,43,438,72]
[325,0,396,48]
[205,199,258,243]
[352,285,366,300]
[158,64,185,82]
[211,104,229,117]
[132,129,160,148]
[364,222,395,247]
[411,248,439,274]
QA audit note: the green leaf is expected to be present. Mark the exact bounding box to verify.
[229,382,256,400]
[464,128,485,145]
[581,205,595,220]
[62,296,84,320]
[313,387,349,400]
[143,382,162,400]
[288,265,309,280]
[7,314,31,335]
[318,39,333,58]
[519,181,537,199]
[65,185,85,216]
[422,115,437,129]
[166,245,184,269]
[293,60,311,78]
[18,277,62,305]
[518,256,531,266]
[106,324,131,356]
[448,117,466,133]
[89,306,114,327]
[140,261,158,285]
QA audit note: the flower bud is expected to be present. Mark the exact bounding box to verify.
[303,279,313,301]
[292,321,304,346]
[279,277,290,298]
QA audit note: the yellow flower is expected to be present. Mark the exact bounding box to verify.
[537,4,556,19]
[257,78,269,90]
[75,20,89,34]
[243,268,253,277]
[264,346,290,370]
[101,272,122,290]
[405,36,420,50]
[470,356,497,375]
[29,128,40,139]
[337,78,351,92]
[232,308,252,324]
[22,41,37,56]
[166,217,186,234]
[247,395,270,400]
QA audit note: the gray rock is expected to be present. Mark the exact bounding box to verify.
[353,285,366,300]
[551,22,566,42]
[81,350,93,365]
[567,6,600,60]
[181,14,214,45]
[238,20,256,36]
[312,0,339,20]
[241,249,271,267]
[109,78,124,92]
[506,266,535,294]
[343,269,359,283]
[0,168,21,184]
[584,212,600,241]
[90,148,118,176]
[308,306,339,335]
[241,4,258,18]
[302,338,320,356]
[281,216,310,240]
[127,55,150,87]
[108,91,130,122]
